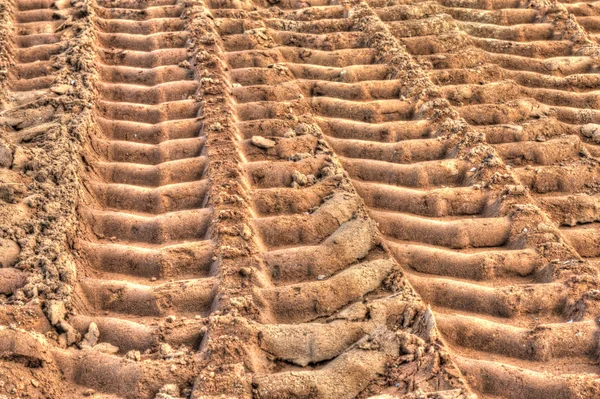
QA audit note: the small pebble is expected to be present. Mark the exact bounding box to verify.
[251,135,276,149]
[125,350,141,362]
[160,343,173,357]
[93,342,119,354]
[83,322,99,347]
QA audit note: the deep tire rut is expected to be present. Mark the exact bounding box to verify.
[46,1,215,395]
[76,0,214,343]
[360,0,600,397]
[197,0,599,396]
[8,0,74,99]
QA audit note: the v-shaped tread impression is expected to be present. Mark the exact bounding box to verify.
[73,0,215,380]
[362,0,600,397]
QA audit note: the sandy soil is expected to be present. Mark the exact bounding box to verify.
[0,0,599,398]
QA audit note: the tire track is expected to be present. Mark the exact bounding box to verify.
[8,0,74,98]
[64,0,213,395]
[361,0,600,397]
[1,0,81,321]
[0,0,147,397]
[0,0,74,302]
[188,0,474,397]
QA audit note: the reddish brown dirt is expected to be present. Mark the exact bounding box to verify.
[0,0,599,398]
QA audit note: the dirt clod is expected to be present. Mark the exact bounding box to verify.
[45,301,66,326]
[0,239,19,268]
[82,322,99,347]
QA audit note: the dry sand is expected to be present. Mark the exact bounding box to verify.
[0,0,599,397]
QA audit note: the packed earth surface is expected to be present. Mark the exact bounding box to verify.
[0,0,599,397]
